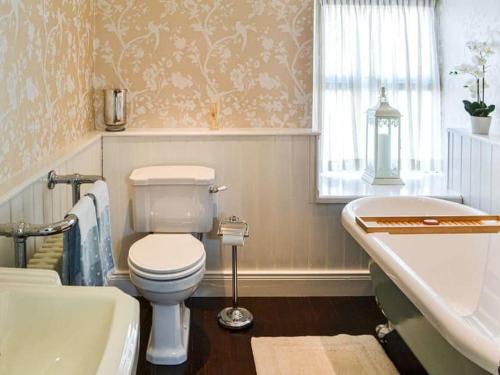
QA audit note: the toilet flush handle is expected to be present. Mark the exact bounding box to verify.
[209,185,228,194]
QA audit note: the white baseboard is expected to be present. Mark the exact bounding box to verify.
[197,270,373,297]
[109,269,373,297]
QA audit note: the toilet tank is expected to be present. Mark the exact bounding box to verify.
[129,166,216,233]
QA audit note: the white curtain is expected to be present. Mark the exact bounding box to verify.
[318,0,442,174]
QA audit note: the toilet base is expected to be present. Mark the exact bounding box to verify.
[146,302,191,365]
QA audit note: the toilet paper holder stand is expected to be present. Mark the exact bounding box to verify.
[217,216,253,330]
[217,216,249,239]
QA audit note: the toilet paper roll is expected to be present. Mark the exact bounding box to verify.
[222,234,245,246]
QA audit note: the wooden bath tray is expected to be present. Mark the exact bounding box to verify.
[356,215,500,234]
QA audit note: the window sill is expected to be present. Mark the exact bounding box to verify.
[316,171,463,204]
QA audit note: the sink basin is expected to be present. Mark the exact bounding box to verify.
[0,267,62,286]
[0,268,139,375]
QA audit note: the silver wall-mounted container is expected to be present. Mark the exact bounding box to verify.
[104,89,127,132]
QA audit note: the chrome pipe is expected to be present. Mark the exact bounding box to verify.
[14,237,27,268]
[232,245,238,308]
[0,214,78,238]
[47,171,105,188]
[73,184,80,206]
[0,214,78,268]
[47,171,105,205]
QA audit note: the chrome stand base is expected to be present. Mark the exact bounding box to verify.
[218,307,253,330]
[376,322,394,343]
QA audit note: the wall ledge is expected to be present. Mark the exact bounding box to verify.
[102,128,320,138]
[448,127,500,147]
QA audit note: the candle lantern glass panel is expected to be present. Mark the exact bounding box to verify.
[366,114,376,174]
[362,88,404,185]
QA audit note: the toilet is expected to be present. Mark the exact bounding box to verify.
[127,165,219,365]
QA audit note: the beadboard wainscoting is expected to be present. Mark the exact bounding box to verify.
[103,132,372,296]
[0,136,102,267]
[448,128,500,212]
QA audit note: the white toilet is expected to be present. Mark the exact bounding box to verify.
[127,165,220,365]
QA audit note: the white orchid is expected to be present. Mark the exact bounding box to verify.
[452,63,484,81]
[454,63,474,74]
[472,55,487,66]
[466,41,495,56]
[452,41,496,117]
[451,40,496,103]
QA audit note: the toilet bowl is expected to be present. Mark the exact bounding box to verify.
[127,165,222,365]
[128,234,206,365]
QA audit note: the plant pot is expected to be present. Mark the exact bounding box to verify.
[470,116,492,135]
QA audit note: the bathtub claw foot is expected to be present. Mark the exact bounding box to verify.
[375,322,394,343]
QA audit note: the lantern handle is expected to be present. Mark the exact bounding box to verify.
[380,87,387,102]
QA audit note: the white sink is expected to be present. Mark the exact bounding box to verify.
[0,268,139,375]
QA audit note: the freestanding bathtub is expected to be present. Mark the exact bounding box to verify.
[342,196,500,375]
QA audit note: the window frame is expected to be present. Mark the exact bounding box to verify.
[312,0,450,202]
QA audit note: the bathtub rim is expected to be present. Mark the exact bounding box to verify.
[342,196,500,375]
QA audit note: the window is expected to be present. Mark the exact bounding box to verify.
[315,0,442,176]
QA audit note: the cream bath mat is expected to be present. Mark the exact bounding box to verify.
[251,335,399,375]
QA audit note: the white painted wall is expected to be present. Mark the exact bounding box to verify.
[0,132,371,296]
[438,0,500,133]
[103,134,372,296]
[0,138,102,267]
[448,129,500,213]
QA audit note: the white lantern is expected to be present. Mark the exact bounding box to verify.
[362,87,404,185]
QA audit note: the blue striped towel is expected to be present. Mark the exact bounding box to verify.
[64,196,102,286]
[86,180,115,285]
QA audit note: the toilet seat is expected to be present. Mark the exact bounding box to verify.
[128,234,206,281]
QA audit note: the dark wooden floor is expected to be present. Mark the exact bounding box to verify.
[137,297,427,375]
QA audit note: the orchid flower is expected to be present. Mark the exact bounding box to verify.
[450,40,496,104]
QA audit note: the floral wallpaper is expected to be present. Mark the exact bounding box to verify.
[0,0,94,181]
[94,0,313,129]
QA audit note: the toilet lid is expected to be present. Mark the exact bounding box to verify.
[128,234,205,275]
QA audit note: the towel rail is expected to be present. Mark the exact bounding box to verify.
[0,170,103,269]
[0,214,77,268]
[47,170,105,206]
